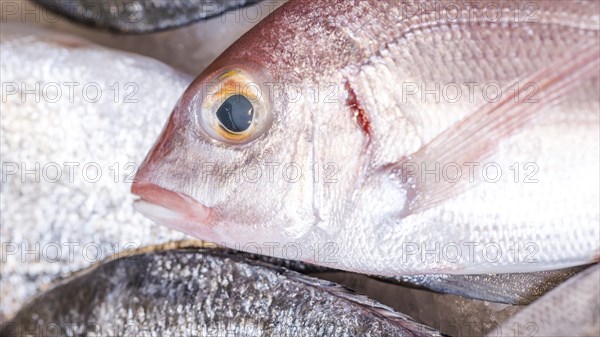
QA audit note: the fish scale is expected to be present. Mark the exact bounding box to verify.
[330,1,600,274]
[486,264,600,336]
[0,24,192,320]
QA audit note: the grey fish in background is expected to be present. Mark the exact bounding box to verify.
[1,0,285,75]
[132,0,600,276]
[1,249,443,337]
[0,25,192,321]
[486,264,600,337]
[381,265,588,305]
[31,0,261,33]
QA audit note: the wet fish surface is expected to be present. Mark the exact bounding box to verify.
[486,264,600,336]
[382,265,589,305]
[0,24,192,320]
[131,0,600,276]
[31,0,261,33]
[1,249,443,337]
[319,271,524,337]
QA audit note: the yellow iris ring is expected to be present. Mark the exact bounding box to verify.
[205,70,260,141]
[199,68,270,144]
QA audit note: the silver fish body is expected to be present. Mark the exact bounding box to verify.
[1,249,442,337]
[132,0,600,276]
[0,25,191,320]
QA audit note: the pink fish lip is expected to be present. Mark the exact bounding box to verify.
[131,181,211,224]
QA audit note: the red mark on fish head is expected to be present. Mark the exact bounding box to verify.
[345,81,371,137]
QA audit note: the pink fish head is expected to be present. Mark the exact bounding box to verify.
[131,3,369,248]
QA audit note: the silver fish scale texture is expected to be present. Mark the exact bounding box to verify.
[0,27,192,320]
[4,250,439,337]
[487,264,600,336]
[388,266,587,305]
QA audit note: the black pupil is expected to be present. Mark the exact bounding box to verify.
[216,94,254,133]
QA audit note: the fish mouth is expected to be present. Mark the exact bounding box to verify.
[131,182,211,225]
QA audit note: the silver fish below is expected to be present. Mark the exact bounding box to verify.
[1,248,443,337]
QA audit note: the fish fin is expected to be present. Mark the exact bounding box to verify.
[394,44,600,216]
[284,271,443,336]
[377,265,587,305]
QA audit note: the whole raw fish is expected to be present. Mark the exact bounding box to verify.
[1,248,442,337]
[132,0,600,276]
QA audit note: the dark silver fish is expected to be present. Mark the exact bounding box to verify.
[32,0,261,33]
[2,249,442,337]
[2,1,285,75]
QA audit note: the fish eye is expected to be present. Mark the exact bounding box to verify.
[216,94,253,133]
[197,68,272,145]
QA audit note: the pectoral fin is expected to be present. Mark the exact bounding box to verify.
[394,44,600,216]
